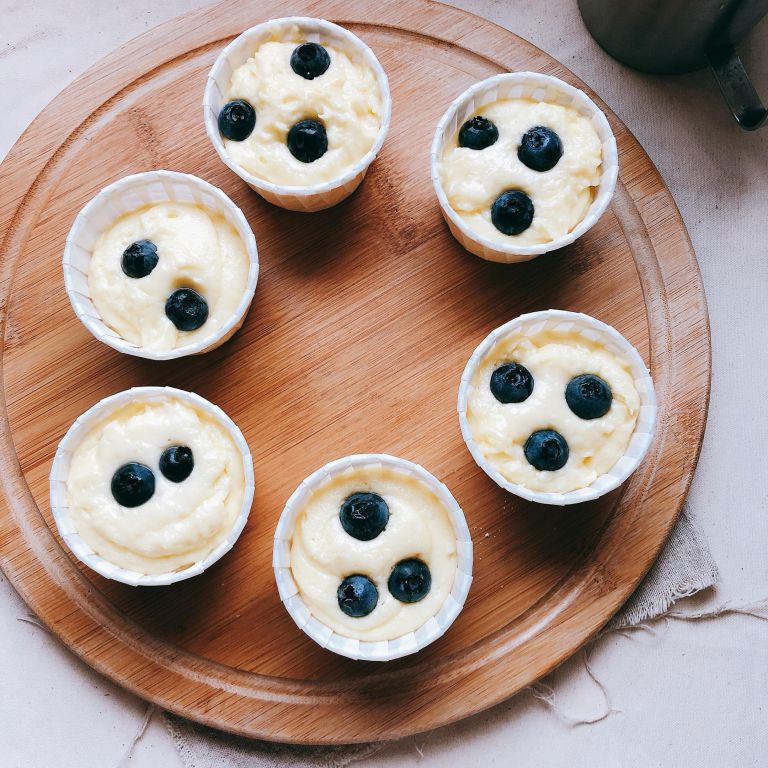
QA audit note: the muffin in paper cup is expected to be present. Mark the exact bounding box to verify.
[458,310,656,505]
[273,454,473,661]
[49,387,255,586]
[431,72,619,263]
[63,171,259,361]
[204,17,392,212]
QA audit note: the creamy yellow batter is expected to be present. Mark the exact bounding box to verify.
[223,27,383,186]
[290,464,457,641]
[439,99,602,245]
[67,396,246,574]
[88,202,249,352]
[466,328,640,493]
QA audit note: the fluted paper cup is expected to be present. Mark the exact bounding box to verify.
[458,310,656,505]
[49,386,255,586]
[63,171,259,360]
[204,17,391,212]
[431,72,619,263]
[273,454,473,661]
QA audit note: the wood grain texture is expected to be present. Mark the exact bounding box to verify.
[0,0,710,744]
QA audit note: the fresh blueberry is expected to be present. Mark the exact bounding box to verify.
[121,239,158,279]
[388,558,431,603]
[340,492,389,541]
[523,430,569,471]
[111,463,155,507]
[517,126,563,172]
[337,574,378,617]
[287,119,328,163]
[159,445,194,483]
[458,115,499,150]
[165,288,208,332]
[290,42,331,80]
[490,363,534,404]
[218,99,256,141]
[565,374,613,420]
[491,190,534,235]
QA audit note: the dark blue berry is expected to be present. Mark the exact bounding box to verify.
[290,42,331,80]
[565,374,612,420]
[491,190,534,235]
[121,240,158,279]
[388,558,431,603]
[159,445,194,483]
[218,99,256,141]
[340,492,389,541]
[337,575,378,617]
[165,288,208,332]
[523,430,569,471]
[490,363,534,404]
[111,463,155,507]
[518,126,563,172]
[287,119,327,163]
[458,116,498,150]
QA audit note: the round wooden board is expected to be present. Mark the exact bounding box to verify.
[0,0,709,745]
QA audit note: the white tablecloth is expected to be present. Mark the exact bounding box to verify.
[1,2,767,766]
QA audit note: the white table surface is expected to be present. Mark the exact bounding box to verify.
[2,2,767,766]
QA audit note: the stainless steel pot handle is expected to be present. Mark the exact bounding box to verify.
[707,44,768,131]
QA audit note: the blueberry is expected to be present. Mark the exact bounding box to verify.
[490,363,534,404]
[290,42,331,80]
[491,190,534,236]
[111,463,155,507]
[218,99,256,141]
[388,558,431,603]
[121,239,158,279]
[518,126,563,172]
[340,492,389,541]
[287,119,328,163]
[337,574,378,617]
[458,115,498,150]
[165,288,208,332]
[523,430,569,471]
[159,445,194,483]
[565,374,612,420]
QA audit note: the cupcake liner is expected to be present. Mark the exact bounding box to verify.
[458,310,657,505]
[273,454,473,661]
[63,170,259,360]
[204,17,392,212]
[431,72,619,263]
[49,386,255,586]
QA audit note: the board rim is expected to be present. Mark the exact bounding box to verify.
[0,0,711,744]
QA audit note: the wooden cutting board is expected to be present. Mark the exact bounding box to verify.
[0,0,710,744]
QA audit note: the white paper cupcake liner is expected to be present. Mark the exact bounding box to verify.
[204,17,392,212]
[431,72,619,263]
[49,386,255,586]
[272,454,473,661]
[458,310,657,505]
[63,170,259,360]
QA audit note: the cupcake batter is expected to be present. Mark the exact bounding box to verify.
[88,202,249,352]
[66,396,246,574]
[466,327,640,493]
[222,26,383,186]
[439,99,603,245]
[290,464,457,641]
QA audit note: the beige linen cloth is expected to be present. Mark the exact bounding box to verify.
[162,506,717,767]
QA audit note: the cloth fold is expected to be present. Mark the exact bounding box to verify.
[164,505,718,768]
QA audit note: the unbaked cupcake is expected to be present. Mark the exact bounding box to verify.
[458,311,656,505]
[49,387,254,586]
[432,72,618,263]
[64,171,258,360]
[273,454,472,660]
[205,17,391,211]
